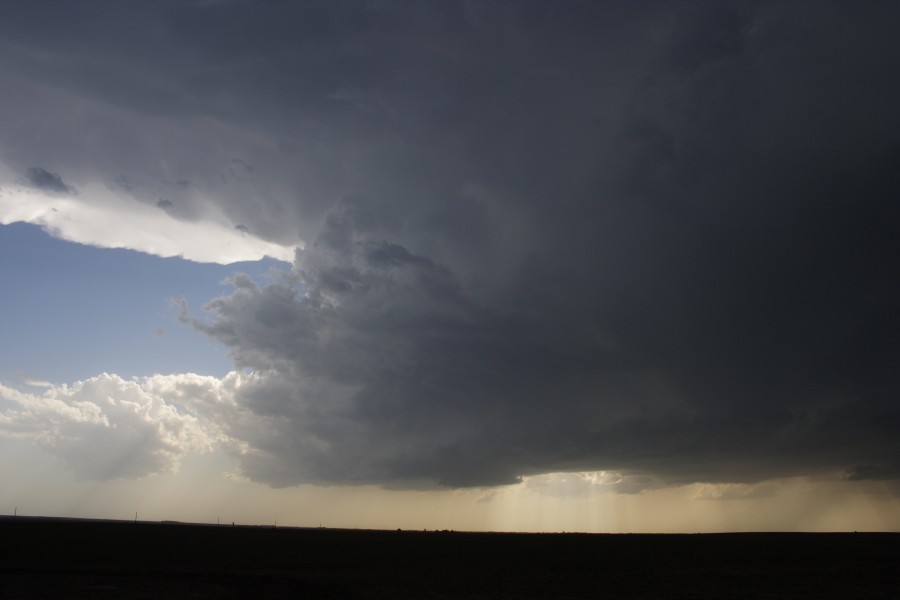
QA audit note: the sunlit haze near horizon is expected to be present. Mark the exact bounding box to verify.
[1,1,899,533]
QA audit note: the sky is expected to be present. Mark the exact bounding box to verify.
[1,0,899,532]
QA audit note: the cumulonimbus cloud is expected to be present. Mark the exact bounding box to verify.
[1,1,899,489]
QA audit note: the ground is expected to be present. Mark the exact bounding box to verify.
[1,517,898,598]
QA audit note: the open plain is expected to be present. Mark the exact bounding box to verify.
[1,517,898,598]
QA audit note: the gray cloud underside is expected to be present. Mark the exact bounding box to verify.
[4,1,900,487]
[24,166,75,195]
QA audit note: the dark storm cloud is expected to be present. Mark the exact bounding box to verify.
[845,463,900,482]
[5,1,900,488]
[24,167,75,195]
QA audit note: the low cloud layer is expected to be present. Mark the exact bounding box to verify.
[2,2,899,489]
[179,200,900,488]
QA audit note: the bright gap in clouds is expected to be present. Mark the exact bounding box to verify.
[0,162,297,265]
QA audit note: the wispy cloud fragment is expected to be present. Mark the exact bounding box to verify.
[23,167,76,195]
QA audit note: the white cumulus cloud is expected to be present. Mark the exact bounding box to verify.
[0,373,219,479]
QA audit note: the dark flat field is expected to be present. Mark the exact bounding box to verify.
[1,517,897,599]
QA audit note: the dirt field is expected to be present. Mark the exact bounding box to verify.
[1,517,897,598]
